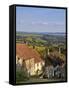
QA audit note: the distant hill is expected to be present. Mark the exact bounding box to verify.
[16,31,65,36]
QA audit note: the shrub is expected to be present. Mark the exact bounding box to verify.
[16,69,29,82]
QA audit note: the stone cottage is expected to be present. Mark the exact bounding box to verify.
[16,43,45,76]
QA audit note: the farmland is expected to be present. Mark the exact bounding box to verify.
[16,31,66,56]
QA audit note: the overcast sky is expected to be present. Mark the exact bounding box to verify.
[16,6,66,33]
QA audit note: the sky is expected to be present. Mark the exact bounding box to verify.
[16,6,66,33]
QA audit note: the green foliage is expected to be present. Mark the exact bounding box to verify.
[34,46,46,59]
[16,69,29,82]
[61,48,66,55]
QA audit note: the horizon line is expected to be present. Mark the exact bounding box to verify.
[16,31,65,33]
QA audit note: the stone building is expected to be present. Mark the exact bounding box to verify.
[16,43,45,76]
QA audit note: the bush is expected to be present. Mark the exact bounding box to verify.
[16,69,29,82]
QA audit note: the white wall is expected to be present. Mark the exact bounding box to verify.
[0,0,69,89]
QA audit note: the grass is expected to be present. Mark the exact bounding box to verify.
[16,77,65,84]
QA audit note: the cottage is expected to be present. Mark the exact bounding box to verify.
[16,43,45,76]
[44,65,54,78]
[43,64,65,79]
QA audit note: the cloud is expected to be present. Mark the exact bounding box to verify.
[31,21,64,26]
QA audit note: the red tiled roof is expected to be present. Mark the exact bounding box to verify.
[16,43,43,63]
